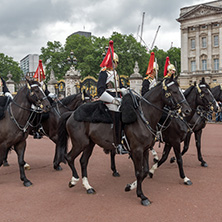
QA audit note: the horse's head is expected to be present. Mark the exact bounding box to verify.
[212,85,222,103]
[81,89,92,103]
[26,79,51,112]
[162,75,191,117]
[195,78,218,113]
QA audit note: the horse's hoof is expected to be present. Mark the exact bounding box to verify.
[141,199,151,206]
[68,182,75,188]
[170,157,176,163]
[87,188,96,194]
[125,184,131,192]
[23,181,32,187]
[3,161,10,167]
[148,172,153,178]
[184,180,192,185]
[201,162,208,167]
[112,171,120,177]
[54,165,63,171]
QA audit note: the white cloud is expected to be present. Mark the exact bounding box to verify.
[0,0,216,62]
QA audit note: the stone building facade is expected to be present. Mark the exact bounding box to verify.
[177,1,222,89]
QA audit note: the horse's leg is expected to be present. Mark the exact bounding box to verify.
[125,149,149,192]
[129,149,151,206]
[3,148,10,167]
[150,147,159,163]
[194,130,207,167]
[170,132,192,163]
[80,142,96,194]
[110,150,120,177]
[149,143,172,178]
[66,145,82,188]
[172,144,192,185]
[14,141,32,187]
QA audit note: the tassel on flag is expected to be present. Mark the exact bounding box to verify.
[164,56,170,76]
[33,60,45,82]
[146,52,155,75]
[100,40,114,68]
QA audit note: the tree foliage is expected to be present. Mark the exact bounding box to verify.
[0,53,23,82]
[1,32,181,83]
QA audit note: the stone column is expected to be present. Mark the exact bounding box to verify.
[47,69,57,94]
[181,27,188,73]
[64,65,81,96]
[207,24,212,70]
[195,26,200,70]
[129,61,143,95]
[6,72,15,94]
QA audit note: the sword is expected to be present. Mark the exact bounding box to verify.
[109,46,118,98]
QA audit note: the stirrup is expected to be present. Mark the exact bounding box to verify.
[116,144,128,155]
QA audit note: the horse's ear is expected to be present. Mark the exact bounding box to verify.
[174,75,178,81]
[26,77,31,89]
[201,77,205,83]
[194,81,197,86]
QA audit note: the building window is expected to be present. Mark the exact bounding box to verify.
[214,59,219,70]
[191,61,196,71]
[202,59,207,70]
[202,37,207,48]
[191,39,195,49]
[213,35,219,47]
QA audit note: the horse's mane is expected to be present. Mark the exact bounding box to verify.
[59,93,80,106]
[184,85,194,98]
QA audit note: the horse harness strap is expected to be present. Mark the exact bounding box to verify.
[8,103,36,133]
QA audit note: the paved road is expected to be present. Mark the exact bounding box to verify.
[0,123,222,222]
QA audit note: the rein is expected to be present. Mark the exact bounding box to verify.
[8,103,36,132]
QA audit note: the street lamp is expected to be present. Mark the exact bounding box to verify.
[67,50,77,66]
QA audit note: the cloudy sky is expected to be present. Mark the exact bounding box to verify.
[0,0,211,62]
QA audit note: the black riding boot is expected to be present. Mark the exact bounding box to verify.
[111,111,128,155]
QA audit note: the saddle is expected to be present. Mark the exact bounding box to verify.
[74,93,138,124]
[74,101,113,123]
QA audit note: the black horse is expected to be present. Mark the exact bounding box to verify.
[170,84,221,167]
[3,91,90,170]
[54,76,191,206]
[147,78,218,185]
[0,79,51,186]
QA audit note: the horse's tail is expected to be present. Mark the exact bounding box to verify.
[54,111,73,166]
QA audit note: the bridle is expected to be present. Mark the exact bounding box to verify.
[8,82,49,132]
[27,83,48,110]
[162,79,187,111]
[196,83,217,111]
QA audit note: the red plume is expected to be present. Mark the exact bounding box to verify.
[100,40,114,68]
[33,60,45,82]
[164,56,170,76]
[146,52,155,75]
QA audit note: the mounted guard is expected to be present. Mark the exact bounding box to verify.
[141,52,159,96]
[97,40,128,155]
[164,56,176,78]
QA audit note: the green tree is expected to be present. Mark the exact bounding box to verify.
[167,47,181,75]
[40,41,66,81]
[0,53,23,82]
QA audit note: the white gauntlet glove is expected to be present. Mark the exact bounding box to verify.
[112,98,121,106]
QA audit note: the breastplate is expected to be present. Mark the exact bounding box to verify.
[106,70,119,89]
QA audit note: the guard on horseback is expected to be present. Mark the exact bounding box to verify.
[163,56,176,78]
[141,52,159,96]
[1,77,13,99]
[97,40,128,155]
